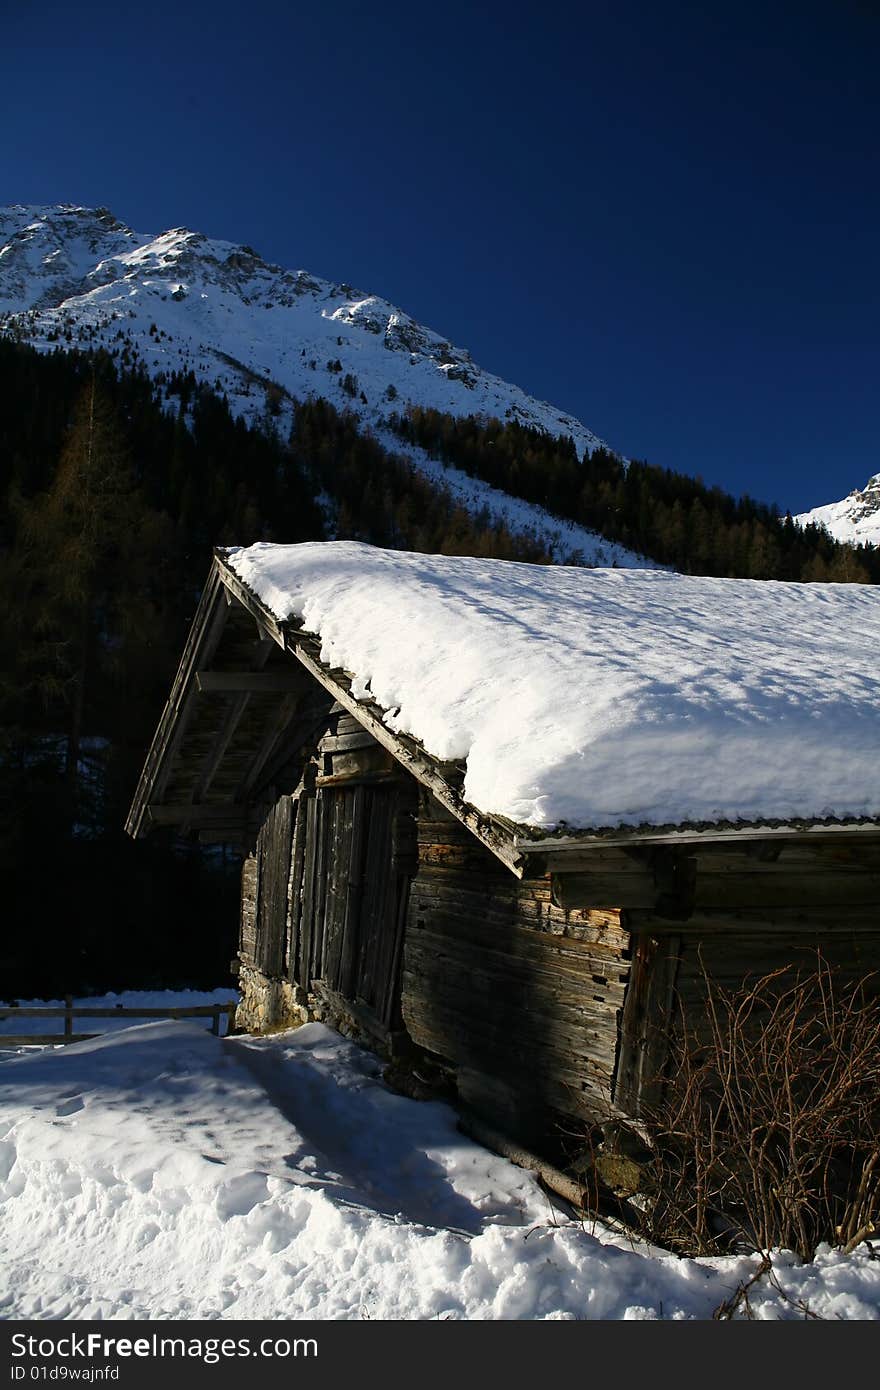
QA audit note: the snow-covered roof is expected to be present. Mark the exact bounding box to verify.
[225,542,880,833]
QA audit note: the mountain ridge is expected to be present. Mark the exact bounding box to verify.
[1,203,660,568]
[0,203,606,453]
[2,203,874,556]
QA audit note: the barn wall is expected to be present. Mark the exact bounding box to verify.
[233,700,880,1153]
[401,792,632,1143]
[234,709,417,1048]
[675,916,880,1003]
[614,907,880,1117]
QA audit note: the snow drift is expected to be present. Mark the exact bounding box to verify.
[2,1020,878,1320]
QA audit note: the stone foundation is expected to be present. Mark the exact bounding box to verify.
[235,960,309,1034]
[234,960,411,1064]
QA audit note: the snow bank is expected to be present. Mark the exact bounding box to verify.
[2,1022,877,1320]
[226,542,880,830]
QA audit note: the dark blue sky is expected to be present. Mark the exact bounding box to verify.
[2,0,877,513]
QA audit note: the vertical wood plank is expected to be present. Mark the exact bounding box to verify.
[612,930,681,1117]
[299,792,319,990]
[339,784,366,998]
[287,792,308,984]
[310,791,327,982]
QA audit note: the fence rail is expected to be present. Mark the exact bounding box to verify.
[0,998,238,1046]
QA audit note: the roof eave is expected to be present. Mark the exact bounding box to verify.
[515,817,880,875]
[215,551,523,876]
[128,550,524,876]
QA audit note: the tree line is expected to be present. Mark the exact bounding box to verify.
[289,397,555,562]
[391,406,880,583]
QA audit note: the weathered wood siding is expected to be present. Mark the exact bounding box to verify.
[291,780,409,1028]
[402,793,632,1137]
[240,853,258,964]
[614,908,880,1117]
[253,794,294,978]
[672,917,880,1024]
[238,710,417,1049]
[551,839,880,918]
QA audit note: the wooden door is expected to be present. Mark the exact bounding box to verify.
[289,779,415,1030]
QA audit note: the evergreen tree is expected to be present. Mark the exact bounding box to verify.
[15,378,140,821]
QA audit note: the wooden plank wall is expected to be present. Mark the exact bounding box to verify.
[240,853,258,963]
[253,795,294,978]
[673,919,880,1020]
[402,791,632,1140]
[239,710,418,1048]
[294,781,410,1029]
[614,908,880,1116]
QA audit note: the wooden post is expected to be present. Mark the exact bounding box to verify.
[211,1006,221,1036]
[64,995,73,1041]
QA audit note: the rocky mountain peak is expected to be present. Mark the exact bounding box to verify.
[794,472,880,549]
[0,203,606,462]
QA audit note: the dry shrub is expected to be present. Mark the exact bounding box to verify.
[640,953,880,1260]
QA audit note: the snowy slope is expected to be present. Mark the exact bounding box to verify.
[227,541,880,831]
[2,1019,877,1320]
[0,205,604,451]
[0,204,652,567]
[795,473,880,549]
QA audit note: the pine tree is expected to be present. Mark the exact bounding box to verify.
[16,378,139,822]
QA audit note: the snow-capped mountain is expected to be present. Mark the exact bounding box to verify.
[0,202,649,567]
[794,474,880,550]
[0,204,606,453]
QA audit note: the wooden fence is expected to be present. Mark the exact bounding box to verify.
[0,998,238,1046]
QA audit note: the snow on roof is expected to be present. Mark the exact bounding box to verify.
[226,542,880,832]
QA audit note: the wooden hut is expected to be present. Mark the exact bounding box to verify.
[127,544,880,1152]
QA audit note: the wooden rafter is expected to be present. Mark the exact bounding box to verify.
[126,566,231,837]
[195,670,305,693]
[148,804,253,829]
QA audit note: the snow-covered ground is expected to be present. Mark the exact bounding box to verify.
[226,541,880,831]
[1,1014,877,1320]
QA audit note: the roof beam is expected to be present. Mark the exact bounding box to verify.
[126,565,231,837]
[235,692,301,800]
[148,804,253,829]
[195,670,306,693]
[190,635,278,805]
[241,697,336,799]
[520,822,880,870]
[552,850,880,918]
